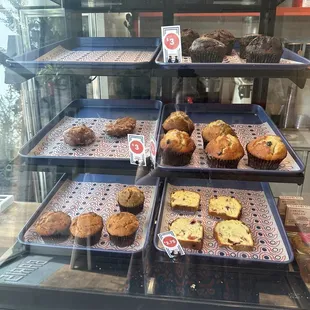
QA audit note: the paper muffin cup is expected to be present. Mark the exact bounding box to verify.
[119,204,144,215]
[72,230,102,246]
[239,45,247,59]
[206,154,242,169]
[225,39,235,55]
[246,147,284,170]
[161,149,194,166]
[190,50,225,63]
[108,231,137,247]
[246,51,281,63]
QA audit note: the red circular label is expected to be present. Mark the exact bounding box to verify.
[162,236,177,248]
[150,141,156,156]
[164,33,180,50]
[130,140,144,154]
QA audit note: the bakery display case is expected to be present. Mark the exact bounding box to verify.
[1,0,310,310]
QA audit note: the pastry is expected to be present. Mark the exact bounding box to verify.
[70,212,103,246]
[160,129,196,166]
[208,196,242,220]
[246,36,283,63]
[63,125,96,146]
[106,212,139,247]
[117,186,145,215]
[246,135,287,170]
[162,111,195,135]
[169,217,203,250]
[239,34,261,59]
[205,134,245,169]
[170,190,200,212]
[181,28,199,57]
[105,117,136,137]
[202,29,235,55]
[35,211,71,237]
[214,220,254,251]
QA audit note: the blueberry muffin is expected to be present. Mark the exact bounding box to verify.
[105,117,136,137]
[117,186,145,215]
[181,28,199,56]
[63,125,96,146]
[239,34,261,59]
[205,134,245,169]
[162,111,195,135]
[202,29,235,55]
[246,135,287,170]
[160,129,196,166]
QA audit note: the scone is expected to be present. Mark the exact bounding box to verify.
[105,117,136,137]
[63,125,96,146]
[162,111,195,135]
[160,129,196,166]
[246,135,287,170]
[214,220,254,251]
[208,196,242,220]
[202,120,235,146]
[117,186,145,215]
[202,29,235,55]
[169,218,203,250]
[35,211,71,237]
[70,212,103,246]
[170,190,200,212]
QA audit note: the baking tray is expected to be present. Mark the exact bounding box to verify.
[18,173,159,256]
[155,47,310,71]
[7,37,161,73]
[154,178,294,264]
[155,103,305,183]
[19,99,162,168]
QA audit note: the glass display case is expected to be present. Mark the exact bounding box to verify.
[1,0,310,309]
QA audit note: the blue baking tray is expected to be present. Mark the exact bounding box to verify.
[155,47,310,71]
[7,37,161,72]
[154,178,294,264]
[19,99,162,168]
[155,103,305,183]
[18,173,160,256]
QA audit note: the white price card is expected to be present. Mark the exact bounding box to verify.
[158,231,185,258]
[150,137,157,167]
[161,25,182,64]
[128,134,146,166]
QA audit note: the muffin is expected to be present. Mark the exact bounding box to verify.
[239,34,261,59]
[181,28,199,56]
[202,120,235,147]
[162,111,195,135]
[105,117,136,137]
[63,125,96,146]
[205,134,245,169]
[202,29,235,55]
[117,186,145,215]
[246,135,287,170]
[106,212,139,247]
[189,37,226,63]
[70,212,103,246]
[160,129,196,166]
[246,36,283,63]
[35,211,71,238]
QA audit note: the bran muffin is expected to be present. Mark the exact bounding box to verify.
[63,125,96,146]
[239,34,261,59]
[181,28,200,57]
[162,111,195,135]
[202,29,235,55]
[117,186,145,215]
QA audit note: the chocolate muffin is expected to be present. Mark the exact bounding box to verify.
[117,186,145,215]
[106,212,139,247]
[246,135,287,170]
[105,117,136,137]
[202,120,235,147]
[246,36,283,63]
[189,37,226,63]
[162,111,195,135]
[181,28,199,56]
[35,211,71,238]
[63,125,96,146]
[239,34,261,59]
[202,29,235,55]
[205,134,245,169]
[160,129,196,166]
[70,212,103,246]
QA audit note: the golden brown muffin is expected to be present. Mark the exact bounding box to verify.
[117,186,145,215]
[105,117,136,137]
[208,196,242,220]
[246,135,287,170]
[202,120,235,146]
[35,211,71,237]
[70,212,103,246]
[106,212,139,247]
[205,134,244,168]
[160,129,196,166]
[162,111,195,135]
[63,125,96,146]
[202,29,235,55]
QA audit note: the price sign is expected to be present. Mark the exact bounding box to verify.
[128,134,146,166]
[158,231,185,258]
[150,137,157,167]
[161,25,182,64]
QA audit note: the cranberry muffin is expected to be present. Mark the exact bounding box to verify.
[162,111,195,135]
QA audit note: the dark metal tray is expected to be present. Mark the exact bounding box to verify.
[155,103,304,184]
[18,173,159,256]
[154,178,294,264]
[19,99,162,169]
